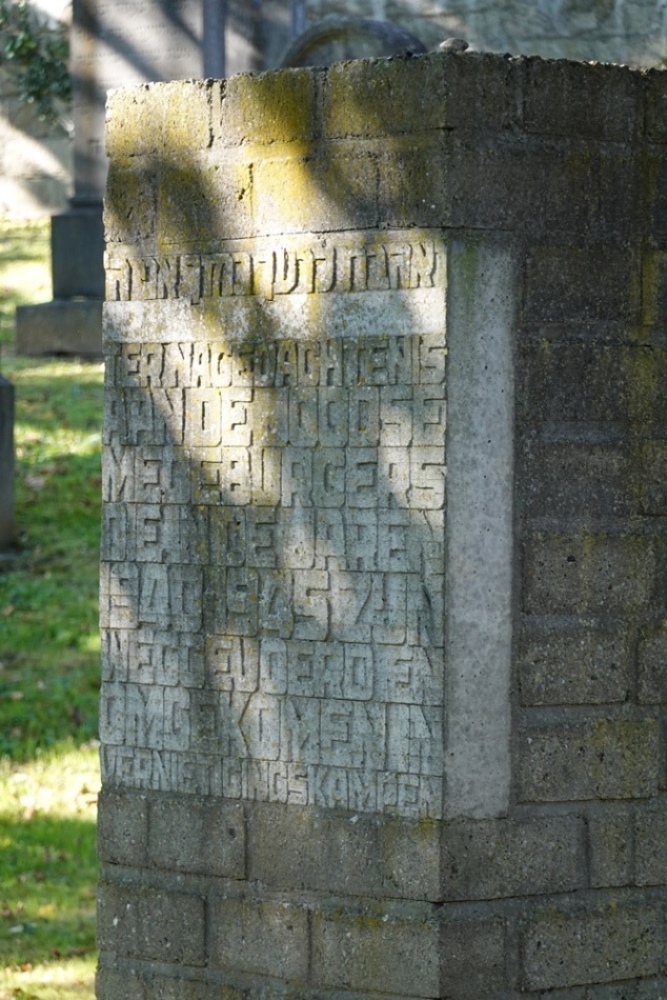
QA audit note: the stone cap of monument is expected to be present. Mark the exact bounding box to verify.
[104,48,653,257]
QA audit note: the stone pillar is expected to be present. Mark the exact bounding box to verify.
[0,375,14,550]
[97,53,667,999]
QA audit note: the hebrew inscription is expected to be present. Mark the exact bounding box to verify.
[101,232,447,818]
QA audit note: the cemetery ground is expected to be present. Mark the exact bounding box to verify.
[0,219,102,999]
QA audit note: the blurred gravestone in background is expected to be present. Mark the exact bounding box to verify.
[278,15,427,66]
[0,374,14,550]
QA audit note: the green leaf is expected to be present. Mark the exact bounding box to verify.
[0,0,70,120]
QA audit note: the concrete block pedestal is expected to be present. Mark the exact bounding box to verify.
[97,52,667,1000]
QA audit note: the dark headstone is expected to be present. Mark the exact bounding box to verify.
[0,375,15,549]
[51,202,105,299]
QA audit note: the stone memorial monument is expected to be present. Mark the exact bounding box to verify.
[97,50,667,999]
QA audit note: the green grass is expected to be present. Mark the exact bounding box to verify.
[0,749,99,995]
[0,218,101,1000]
[0,219,51,350]
[0,359,103,760]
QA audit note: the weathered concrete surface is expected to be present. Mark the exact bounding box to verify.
[444,240,514,819]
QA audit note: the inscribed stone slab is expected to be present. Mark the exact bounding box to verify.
[100,231,447,819]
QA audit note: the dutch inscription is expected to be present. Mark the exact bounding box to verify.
[101,232,447,818]
[105,238,439,303]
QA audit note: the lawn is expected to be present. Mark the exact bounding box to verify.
[0,219,102,1000]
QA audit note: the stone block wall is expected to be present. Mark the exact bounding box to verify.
[98,51,667,999]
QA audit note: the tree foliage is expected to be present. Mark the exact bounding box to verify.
[0,0,71,122]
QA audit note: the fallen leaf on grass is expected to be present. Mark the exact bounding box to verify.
[4,960,34,973]
[2,605,15,617]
